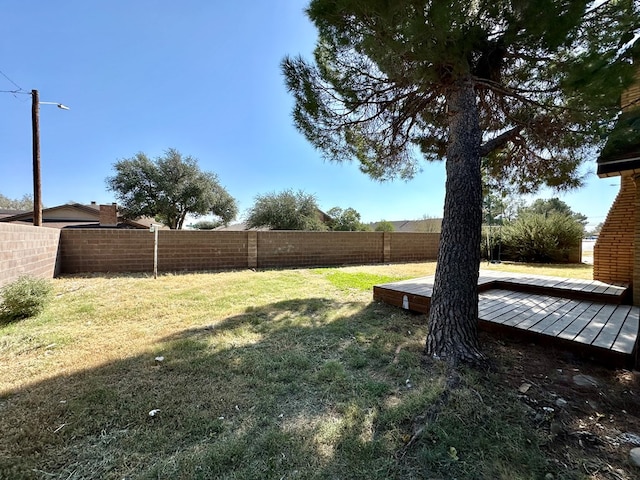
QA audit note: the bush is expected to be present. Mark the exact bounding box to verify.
[500,212,583,263]
[0,276,53,322]
[374,220,395,232]
[191,220,220,230]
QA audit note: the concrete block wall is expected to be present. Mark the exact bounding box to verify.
[2,227,574,278]
[0,223,61,287]
[60,230,249,274]
[566,241,583,264]
[594,173,635,286]
[159,231,249,271]
[390,232,440,263]
[257,231,386,268]
[58,230,442,274]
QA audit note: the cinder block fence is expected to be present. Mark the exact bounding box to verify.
[0,224,440,286]
[58,229,440,273]
[0,223,62,287]
[1,224,584,288]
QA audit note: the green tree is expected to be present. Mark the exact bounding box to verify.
[283,0,637,365]
[0,193,34,211]
[245,189,327,230]
[106,149,237,230]
[374,220,395,232]
[526,197,588,228]
[482,191,508,226]
[327,206,368,231]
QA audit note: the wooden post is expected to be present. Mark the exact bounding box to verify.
[31,89,42,227]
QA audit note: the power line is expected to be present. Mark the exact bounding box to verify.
[0,89,29,95]
[0,68,23,91]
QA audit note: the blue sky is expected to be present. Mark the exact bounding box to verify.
[0,0,619,227]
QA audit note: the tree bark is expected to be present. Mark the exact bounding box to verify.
[425,80,485,366]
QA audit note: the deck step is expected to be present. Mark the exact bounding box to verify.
[373,270,637,365]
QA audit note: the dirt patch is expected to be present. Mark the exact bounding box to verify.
[484,332,640,479]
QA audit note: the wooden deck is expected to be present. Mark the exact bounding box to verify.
[373,270,639,365]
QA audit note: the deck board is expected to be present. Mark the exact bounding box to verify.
[528,299,578,334]
[612,312,639,353]
[541,301,594,337]
[592,305,631,350]
[479,290,529,317]
[557,303,606,341]
[373,270,639,363]
[574,304,618,345]
[509,297,569,331]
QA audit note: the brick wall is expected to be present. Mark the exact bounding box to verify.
[257,231,386,268]
[58,229,442,274]
[566,240,583,264]
[0,227,575,276]
[60,230,249,273]
[594,173,635,287]
[99,204,118,226]
[390,232,440,262]
[621,68,640,112]
[0,223,61,287]
[635,176,640,303]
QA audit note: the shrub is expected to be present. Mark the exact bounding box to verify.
[501,212,583,263]
[374,220,395,232]
[191,220,220,230]
[0,276,53,322]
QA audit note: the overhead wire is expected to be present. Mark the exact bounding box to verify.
[0,68,23,92]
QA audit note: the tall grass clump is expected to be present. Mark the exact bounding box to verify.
[0,276,53,322]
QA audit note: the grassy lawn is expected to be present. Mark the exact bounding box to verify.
[3,261,632,480]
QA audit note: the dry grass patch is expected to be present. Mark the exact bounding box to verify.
[4,261,632,480]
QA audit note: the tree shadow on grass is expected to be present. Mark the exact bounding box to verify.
[1,298,548,480]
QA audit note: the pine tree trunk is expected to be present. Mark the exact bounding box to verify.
[425,80,485,366]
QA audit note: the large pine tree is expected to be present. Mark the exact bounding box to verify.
[283,0,638,365]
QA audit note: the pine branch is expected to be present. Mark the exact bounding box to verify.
[480,126,523,157]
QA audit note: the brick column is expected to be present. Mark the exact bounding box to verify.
[383,232,391,263]
[247,231,258,269]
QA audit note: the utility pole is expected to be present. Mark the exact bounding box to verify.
[31,89,42,226]
[30,90,69,226]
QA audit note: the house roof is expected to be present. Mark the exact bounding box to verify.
[0,203,151,229]
[368,219,443,232]
[597,53,640,178]
[597,109,640,178]
[0,209,27,219]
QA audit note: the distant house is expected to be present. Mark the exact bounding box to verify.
[594,63,640,304]
[0,202,153,229]
[0,209,28,220]
[368,218,443,233]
